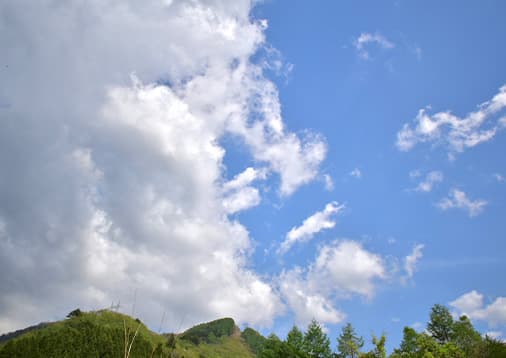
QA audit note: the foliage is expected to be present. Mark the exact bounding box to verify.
[336,323,363,358]
[482,335,506,357]
[303,319,332,358]
[241,327,267,355]
[361,334,386,358]
[179,317,236,345]
[2,305,505,358]
[426,304,454,344]
[450,315,482,356]
[259,334,305,358]
[286,325,305,353]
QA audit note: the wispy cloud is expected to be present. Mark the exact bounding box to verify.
[396,86,506,157]
[349,168,362,179]
[403,244,424,282]
[414,171,443,192]
[494,173,505,182]
[323,174,334,191]
[437,189,487,217]
[354,32,395,60]
[279,202,345,254]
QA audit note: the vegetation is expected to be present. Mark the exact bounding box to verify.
[336,323,364,358]
[179,317,236,345]
[1,304,505,357]
[242,327,268,355]
[0,310,253,358]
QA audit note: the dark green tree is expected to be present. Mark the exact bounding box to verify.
[427,304,454,344]
[483,335,506,357]
[303,319,332,358]
[286,325,305,352]
[336,323,363,358]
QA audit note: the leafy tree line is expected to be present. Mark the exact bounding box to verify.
[253,304,506,357]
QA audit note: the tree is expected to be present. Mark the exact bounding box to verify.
[286,325,305,352]
[336,323,363,358]
[451,315,482,356]
[427,304,454,344]
[361,334,386,358]
[483,335,506,357]
[303,319,332,358]
[260,334,305,358]
[371,334,387,358]
[398,326,418,355]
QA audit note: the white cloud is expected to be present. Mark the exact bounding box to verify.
[279,268,345,326]
[354,32,395,59]
[450,291,506,327]
[404,244,424,280]
[279,202,345,254]
[437,189,487,217]
[279,240,386,326]
[396,86,506,155]
[414,171,443,192]
[349,168,362,179]
[0,0,329,333]
[223,167,267,193]
[311,241,386,298]
[222,167,267,214]
[223,187,261,214]
[323,174,334,191]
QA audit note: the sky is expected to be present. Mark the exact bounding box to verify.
[0,0,505,352]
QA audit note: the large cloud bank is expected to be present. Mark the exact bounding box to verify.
[0,0,328,333]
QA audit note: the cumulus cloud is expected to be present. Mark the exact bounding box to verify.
[279,240,386,325]
[403,244,424,281]
[279,268,345,326]
[354,32,395,59]
[396,86,506,156]
[279,202,345,254]
[414,171,443,192]
[0,0,328,333]
[437,189,487,217]
[450,291,506,327]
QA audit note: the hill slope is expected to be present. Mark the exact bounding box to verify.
[0,310,258,358]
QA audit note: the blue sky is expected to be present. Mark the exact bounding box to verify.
[1,0,505,353]
[243,0,506,349]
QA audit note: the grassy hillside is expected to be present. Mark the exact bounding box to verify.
[0,310,257,358]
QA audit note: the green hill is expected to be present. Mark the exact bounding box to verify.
[0,310,258,358]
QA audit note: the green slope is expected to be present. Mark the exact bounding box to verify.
[0,310,258,358]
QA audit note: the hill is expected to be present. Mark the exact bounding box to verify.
[0,310,258,358]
